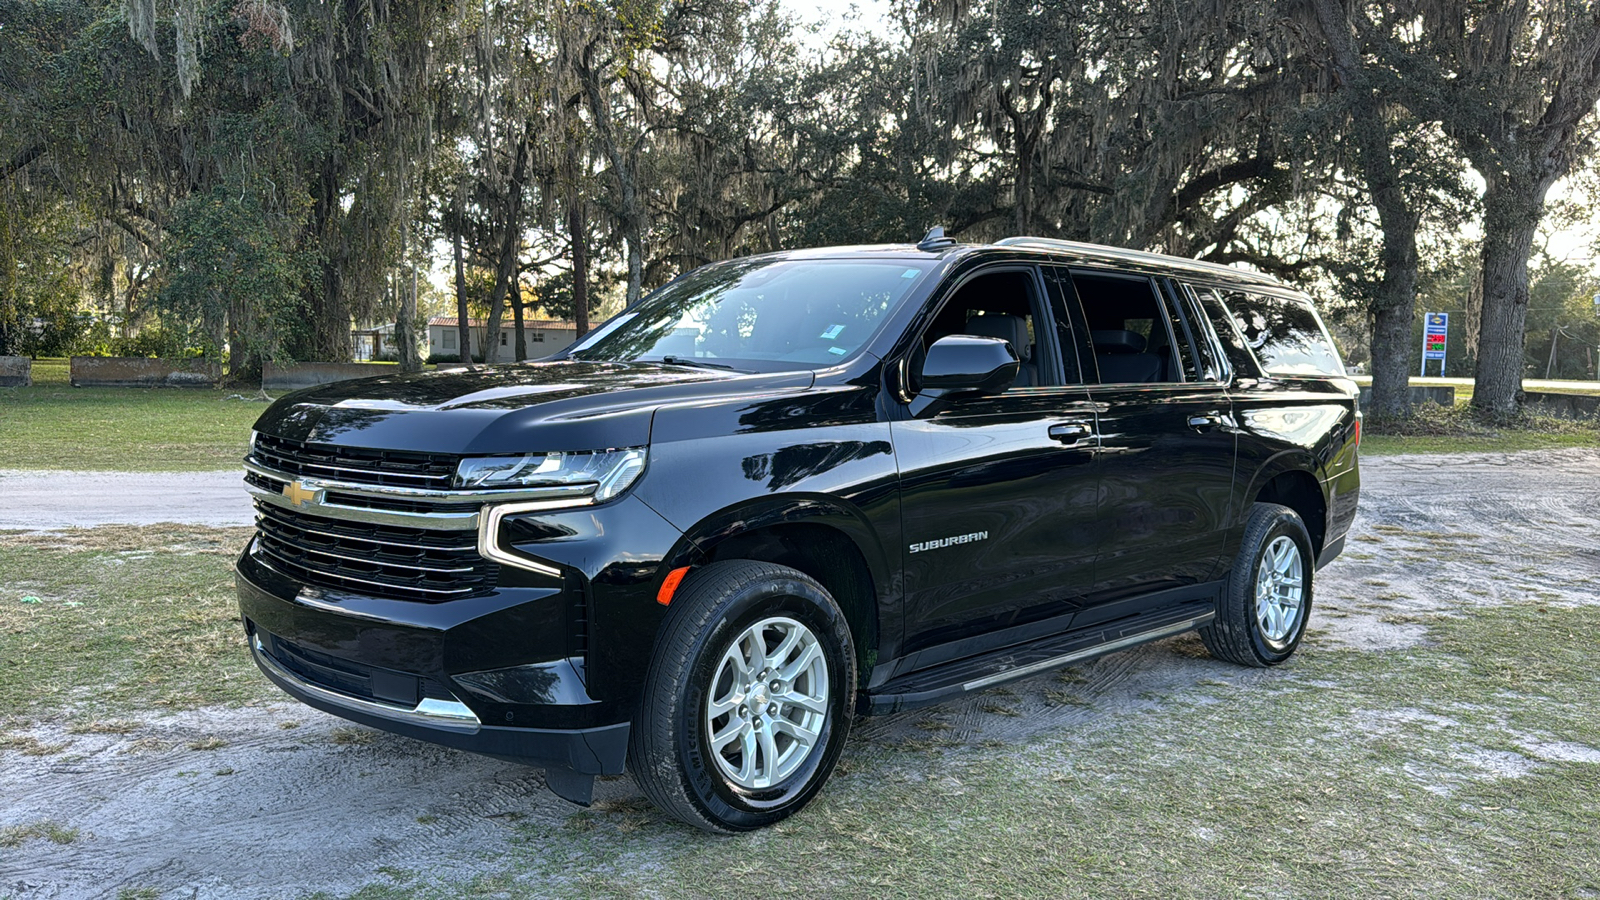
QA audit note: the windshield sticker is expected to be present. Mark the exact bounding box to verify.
[828,346,847,355]
[902,268,920,278]
[820,324,845,340]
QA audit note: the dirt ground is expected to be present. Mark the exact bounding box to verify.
[1,448,1597,899]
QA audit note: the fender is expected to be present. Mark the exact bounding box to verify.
[669,492,896,615]
[651,492,899,679]
[1226,448,1330,566]
[1233,447,1323,525]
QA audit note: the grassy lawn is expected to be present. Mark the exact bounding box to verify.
[0,525,268,717]
[4,360,1596,470]
[1362,430,1598,456]
[1359,385,1600,457]
[330,602,1600,900]
[0,358,265,471]
[4,525,1599,897]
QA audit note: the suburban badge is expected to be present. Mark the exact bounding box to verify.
[909,531,989,554]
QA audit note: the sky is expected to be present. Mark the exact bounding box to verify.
[782,0,896,46]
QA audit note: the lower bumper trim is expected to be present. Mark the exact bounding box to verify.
[252,632,481,733]
[247,625,631,775]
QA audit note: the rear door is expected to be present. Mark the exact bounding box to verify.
[1054,267,1237,624]
[893,264,1102,667]
[1198,285,1361,557]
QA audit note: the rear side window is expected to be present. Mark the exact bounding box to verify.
[1064,269,1186,384]
[1220,291,1345,377]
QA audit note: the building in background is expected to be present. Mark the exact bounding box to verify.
[425,316,579,360]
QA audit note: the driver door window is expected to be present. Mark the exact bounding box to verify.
[916,268,1071,388]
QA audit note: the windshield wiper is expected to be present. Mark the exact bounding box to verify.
[657,355,737,370]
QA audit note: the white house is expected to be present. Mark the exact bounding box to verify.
[426,316,580,360]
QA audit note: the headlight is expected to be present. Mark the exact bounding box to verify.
[455,448,647,502]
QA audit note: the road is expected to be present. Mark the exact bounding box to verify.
[0,469,252,529]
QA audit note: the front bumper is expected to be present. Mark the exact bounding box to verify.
[236,550,631,779]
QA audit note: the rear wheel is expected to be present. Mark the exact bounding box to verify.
[628,560,856,832]
[1201,502,1313,667]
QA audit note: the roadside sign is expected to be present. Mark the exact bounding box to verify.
[1421,311,1448,376]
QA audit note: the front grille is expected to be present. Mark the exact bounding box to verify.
[250,433,459,490]
[245,469,480,515]
[252,502,496,601]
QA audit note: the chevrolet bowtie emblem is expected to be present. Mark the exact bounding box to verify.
[283,480,321,508]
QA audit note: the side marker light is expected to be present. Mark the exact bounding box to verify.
[657,566,691,606]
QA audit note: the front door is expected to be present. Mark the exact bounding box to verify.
[893,265,1102,668]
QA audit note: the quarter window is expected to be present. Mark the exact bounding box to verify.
[1221,291,1345,377]
[1174,283,1225,382]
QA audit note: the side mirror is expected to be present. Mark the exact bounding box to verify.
[911,334,1019,416]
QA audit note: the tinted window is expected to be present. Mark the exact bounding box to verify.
[918,268,1064,388]
[1066,269,1183,384]
[1157,280,1202,382]
[1175,283,1225,381]
[1221,291,1345,377]
[1194,287,1257,374]
[571,258,933,371]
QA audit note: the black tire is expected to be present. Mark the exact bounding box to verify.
[628,560,857,832]
[1201,502,1314,667]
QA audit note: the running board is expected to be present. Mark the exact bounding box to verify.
[863,605,1214,715]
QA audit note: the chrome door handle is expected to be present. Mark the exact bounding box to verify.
[1048,422,1094,445]
[1187,413,1224,430]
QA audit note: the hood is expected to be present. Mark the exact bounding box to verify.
[252,360,814,454]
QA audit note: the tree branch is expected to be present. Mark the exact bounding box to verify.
[3,144,46,181]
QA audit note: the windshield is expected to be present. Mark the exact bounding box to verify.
[569,257,934,371]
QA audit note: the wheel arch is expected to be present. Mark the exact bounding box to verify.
[666,495,888,685]
[1242,459,1328,555]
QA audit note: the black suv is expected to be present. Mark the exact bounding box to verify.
[236,234,1360,832]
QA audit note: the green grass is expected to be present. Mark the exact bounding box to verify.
[6,524,1600,897]
[0,821,80,847]
[1362,430,1599,456]
[320,600,1600,899]
[0,358,265,471]
[1362,396,1600,456]
[7,359,1596,469]
[0,525,268,717]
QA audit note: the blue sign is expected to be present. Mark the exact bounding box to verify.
[1421,312,1448,373]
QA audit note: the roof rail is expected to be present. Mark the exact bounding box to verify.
[995,236,1284,286]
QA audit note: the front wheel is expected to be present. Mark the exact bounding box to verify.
[1201,502,1314,667]
[628,560,856,832]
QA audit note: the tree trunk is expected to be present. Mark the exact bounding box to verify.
[1310,0,1422,418]
[577,49,645,308]
[1471,175,1548,417]
[308,160,352,361]
[397,264,421,373]
[513,292,527,362]
[570,199,589,337]
[1367,264,1418,416]
[1014,148,1032,235]
[226,294,262,384]
[1364,190,1421,418]
[453,221,472,365]
[480,126,533,364]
